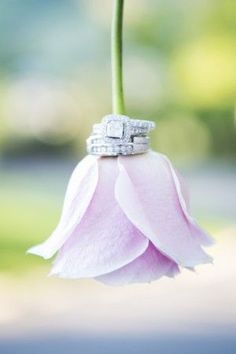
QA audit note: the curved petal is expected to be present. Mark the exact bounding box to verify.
[162,155,214,246]
[167,262,180,277]
[96,242,179,286]
[50,157,149,278]
[28,155,99,259]
[116,151,212,267]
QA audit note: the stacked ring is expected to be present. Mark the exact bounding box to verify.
[87,114,155,156]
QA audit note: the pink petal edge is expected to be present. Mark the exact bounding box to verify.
[27,155,99,259]
[96,241,179,286]
[116,152,212,268]
[50,157,149,278]
[162,154,214,247]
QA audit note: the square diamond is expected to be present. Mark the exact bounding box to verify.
[106,121,124,139]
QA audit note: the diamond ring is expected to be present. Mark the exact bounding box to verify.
[87,114,155,156]
[92,114,155,144]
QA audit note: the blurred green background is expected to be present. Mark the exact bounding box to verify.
[1,0,236,161]
[0,1,236,353]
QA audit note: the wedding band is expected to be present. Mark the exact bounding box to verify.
[87,135,149,146]
[87,141,149,156]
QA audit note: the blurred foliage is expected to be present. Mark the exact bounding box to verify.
[0,0,235,161]
[0,164,63,273]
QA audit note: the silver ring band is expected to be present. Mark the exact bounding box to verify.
[87,141,149,156]
[87,135,149,146]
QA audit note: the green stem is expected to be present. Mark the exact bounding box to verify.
[111,0,125,115]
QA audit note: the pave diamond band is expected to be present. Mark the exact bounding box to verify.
[87,114,155,156]
[87,135,149,146]
[87,142,149,156]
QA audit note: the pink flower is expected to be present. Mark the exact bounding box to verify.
[28,151,213,285]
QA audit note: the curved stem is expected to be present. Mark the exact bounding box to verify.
[111,0,125,115]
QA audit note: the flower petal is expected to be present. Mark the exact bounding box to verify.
[28,155,99,259]
[162,155,214,246]
[96,242,179,286]
[50,157,149,278]
[116,151,212,267]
